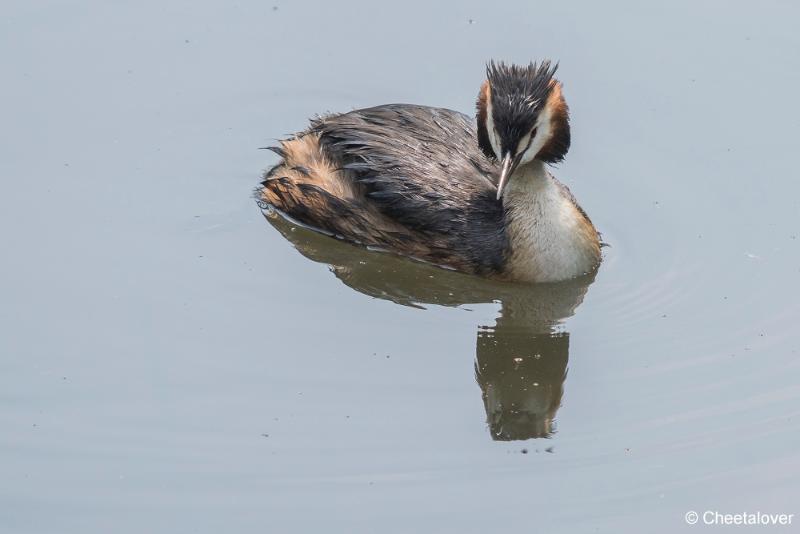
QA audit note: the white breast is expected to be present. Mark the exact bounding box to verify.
[503,163,600,282]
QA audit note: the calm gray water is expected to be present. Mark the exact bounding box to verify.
[3,1,800,532]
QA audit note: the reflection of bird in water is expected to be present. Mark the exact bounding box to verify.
[476,318,570,440]
[257,60,600,282]
[262,211,596,441]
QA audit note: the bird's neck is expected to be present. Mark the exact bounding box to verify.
[501,161,600,282]
[501,160,551,201]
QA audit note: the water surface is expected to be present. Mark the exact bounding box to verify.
[2,1,800,532]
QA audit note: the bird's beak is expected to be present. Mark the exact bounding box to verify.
[496,152,521,200]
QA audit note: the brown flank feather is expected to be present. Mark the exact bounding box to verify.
[258,132,478,273]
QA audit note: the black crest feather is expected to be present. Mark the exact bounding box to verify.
[483,60,559,157]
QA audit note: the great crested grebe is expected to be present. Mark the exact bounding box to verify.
[258,60,601,283]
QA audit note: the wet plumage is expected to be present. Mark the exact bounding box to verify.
[258,60,602,282]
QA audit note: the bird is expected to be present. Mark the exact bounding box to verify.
[257,60,601,283]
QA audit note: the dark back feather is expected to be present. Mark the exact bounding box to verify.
[311,104,509,275]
